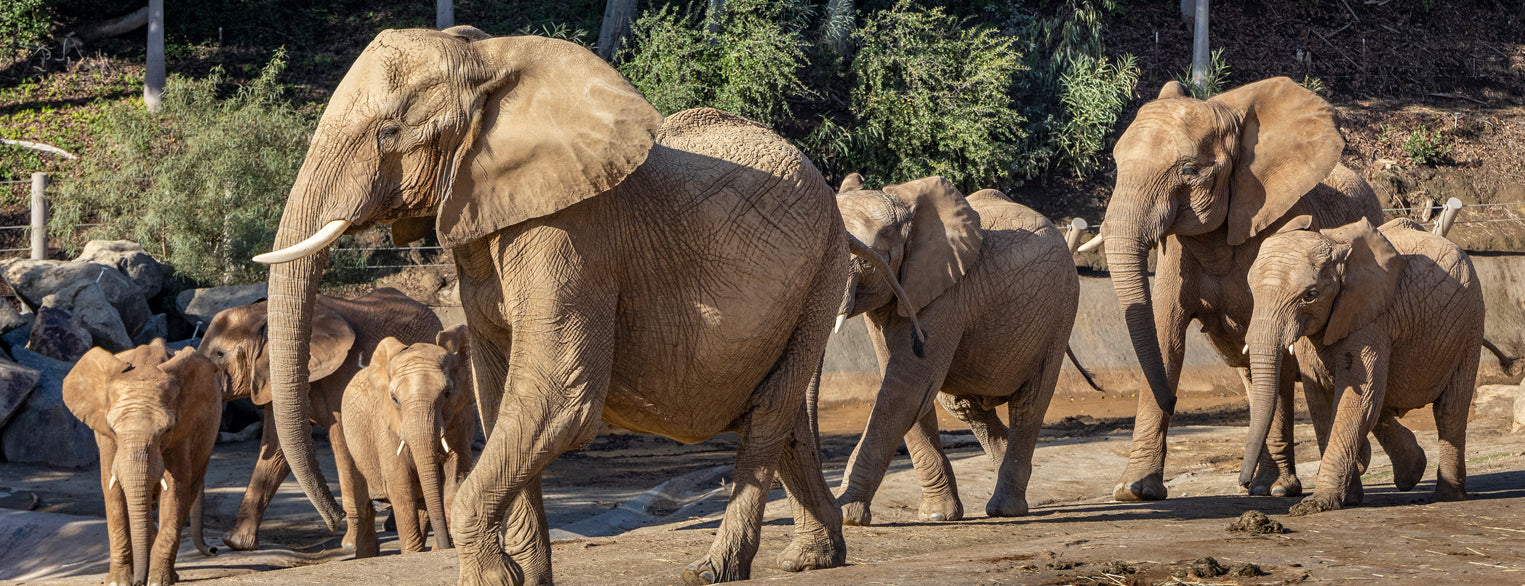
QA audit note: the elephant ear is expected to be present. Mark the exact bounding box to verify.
[160,348,223,404]
[436,324,470,357]
[1274,214,1314,235]
[440,34,663,247]
[838,173,865,194]
[308,303,356,383]
[1211,77,1344,246]
[1322,218,1406,345]
[881,176,983,315]
[1157,80,1190,99]
[63,347,130,434]
[366,337,407,395]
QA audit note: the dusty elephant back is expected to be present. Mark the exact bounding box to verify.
[598,108,844,441]
[314,288,443,404]
[1376,221,1484,407]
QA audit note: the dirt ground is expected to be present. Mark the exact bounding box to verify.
[5,382,1524,585]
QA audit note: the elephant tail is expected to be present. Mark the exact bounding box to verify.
[1066,345,1105,393]
[1483,338,1518,375]
[191,482,218,557]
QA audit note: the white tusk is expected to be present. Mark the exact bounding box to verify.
[252,219,351,264]
[397,440,406,456]
[1289,345,1296,355]
[1077,233,1105,253]
[441,437,451,454]
[109,475,117,490]
[834,314,847,334]
[1242,345,1249,355]
[160,478,168,491]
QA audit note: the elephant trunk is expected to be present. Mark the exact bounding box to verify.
[115,436,162,586]
[406,403,452,551]
[846,235,926,357]
[1240,339,1284,486]
[1104,234,1174,415]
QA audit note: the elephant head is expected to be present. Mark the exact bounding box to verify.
[835,174,979,354]
[249,26,661,528]
[198,299,356,406]
[1239,217,1405,485]
[1103,77,1345,414]
[365,325,474,550]
[63,342,220,586]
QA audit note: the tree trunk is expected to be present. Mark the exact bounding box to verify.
[69,6,149,42]
[144,0,164,112]
[597,0,639,61]
[1189,0,1209,92]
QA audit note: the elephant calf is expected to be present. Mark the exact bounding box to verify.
[834,174,1079,524]
[1243,217,1482,515]
[341,326,476,556]
[64,340,222,586]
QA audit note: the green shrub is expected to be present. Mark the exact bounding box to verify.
[0,0,52,60]
[1051,52,1138,177]
[51,50,315,286]
[804,1,1027,191]
[1175,46,1231,99]
[618,0,809,127]
[1400,124,1452,166]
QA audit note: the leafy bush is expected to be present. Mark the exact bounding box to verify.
[618,0,809,127]
[51,50,315,286]
[1400,124,1452,166]
[804,1,1027,191]
[1050,52,1138,177]
[1175,46,1231,99]
[0,0,52,60]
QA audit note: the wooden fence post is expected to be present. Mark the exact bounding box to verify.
[1066,218,1088,254]
[30,172,47,260]
[1433,197,1463,238]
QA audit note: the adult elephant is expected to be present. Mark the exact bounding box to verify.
[197,289,442,551]
[1097,77,1384,502]
[253,27,849,585]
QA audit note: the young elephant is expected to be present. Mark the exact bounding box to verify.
[834,174,1079,525]
[341,326,476,556]
[1243,217,1482,515]
[64,341,223,586]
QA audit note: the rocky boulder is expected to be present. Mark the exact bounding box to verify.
[26,306,91,362]
[0,259,152,335]
[75,240,166,299]
[1,345,96,467]
[41,281,133,352]
[0,301,30,336]
[130,313,168,346]
[176,283,267,329]
[0,358,40,430]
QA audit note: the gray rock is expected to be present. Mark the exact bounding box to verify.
[42,281,133,353]
[2,345,96,467]
[176,283,267,328]
[130,313,168,346]
[0,259,152,335]
[75,240,166,300]
[27,306,91,362]
[0,358,40,430]
[0,301,30,335]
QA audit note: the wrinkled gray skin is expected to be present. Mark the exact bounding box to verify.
[1101,77,1399,502]
[1243,218,1481,516]
[257,27,847,585]
[832,175,1079,526]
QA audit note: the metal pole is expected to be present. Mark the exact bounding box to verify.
[144,0,164,112]
[30,172,47,260]
[436,0,453,30]
[1433,197,1463,238]
[1190,0,1209,91]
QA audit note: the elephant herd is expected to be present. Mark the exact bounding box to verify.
[57,26,1493,586]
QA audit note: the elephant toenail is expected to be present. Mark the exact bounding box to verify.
[782,561,795,571]
[702,571,715,581]
[929,513,945,521]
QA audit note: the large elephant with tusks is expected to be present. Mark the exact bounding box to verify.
[253,26,864,585]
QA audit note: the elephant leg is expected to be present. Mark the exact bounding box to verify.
[226,407,288,551]
[1291,340,1389,516]
[1431,350,1478,502]
[774,370,847,574]
[1371,410,1425,492]
[1302,371,1335,455]
[990,351,1063,518]
[1250,360,1302,497]
[903,401,961,522]
[324,415,367,553]
[838,321,960,526]
[339,432,378,559]
[500,474,551,585]
[936,393,1006,469]
[1115,279,1193,502]
[149,469,196,586]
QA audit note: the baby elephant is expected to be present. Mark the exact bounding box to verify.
[64,340,223,586]
[1242,217,1482,515]
[341,325,475,556]
[835,174,1079,525]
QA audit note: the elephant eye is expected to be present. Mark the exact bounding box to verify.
[378,124,401,144]
[1302,288,1319,302]
[390,394,400,408]
[1180,163,1198,176]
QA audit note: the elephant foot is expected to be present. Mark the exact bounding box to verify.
[148,567,177,586]
[840,499,872,526]
[1288,494,1340,517]
[221,526,259,551]
[1248,473,1302,497]
[1391,449,1428,492]
[985,492,1028,518]
[682,553,746,585]
[777,533,845,573]
[917,494,963,522]
[1112,473,1167,502]
[458,548,525,586]
[107,565,131,586]
[1433,482,1467,502]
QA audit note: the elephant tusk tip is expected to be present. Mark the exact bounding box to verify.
[252,219,351,264]
[160,478,168,491]
[441,436,451,454]
[1077,233,1105,253]
[834,314,847,334]
[108,475,116,490]
[1288,344,1296,355]
[1242,345,1249,355]
[397,440,406,456]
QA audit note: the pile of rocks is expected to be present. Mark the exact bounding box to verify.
[0,241,268,468]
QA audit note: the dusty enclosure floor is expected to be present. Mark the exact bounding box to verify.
[3,388,1523,585]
